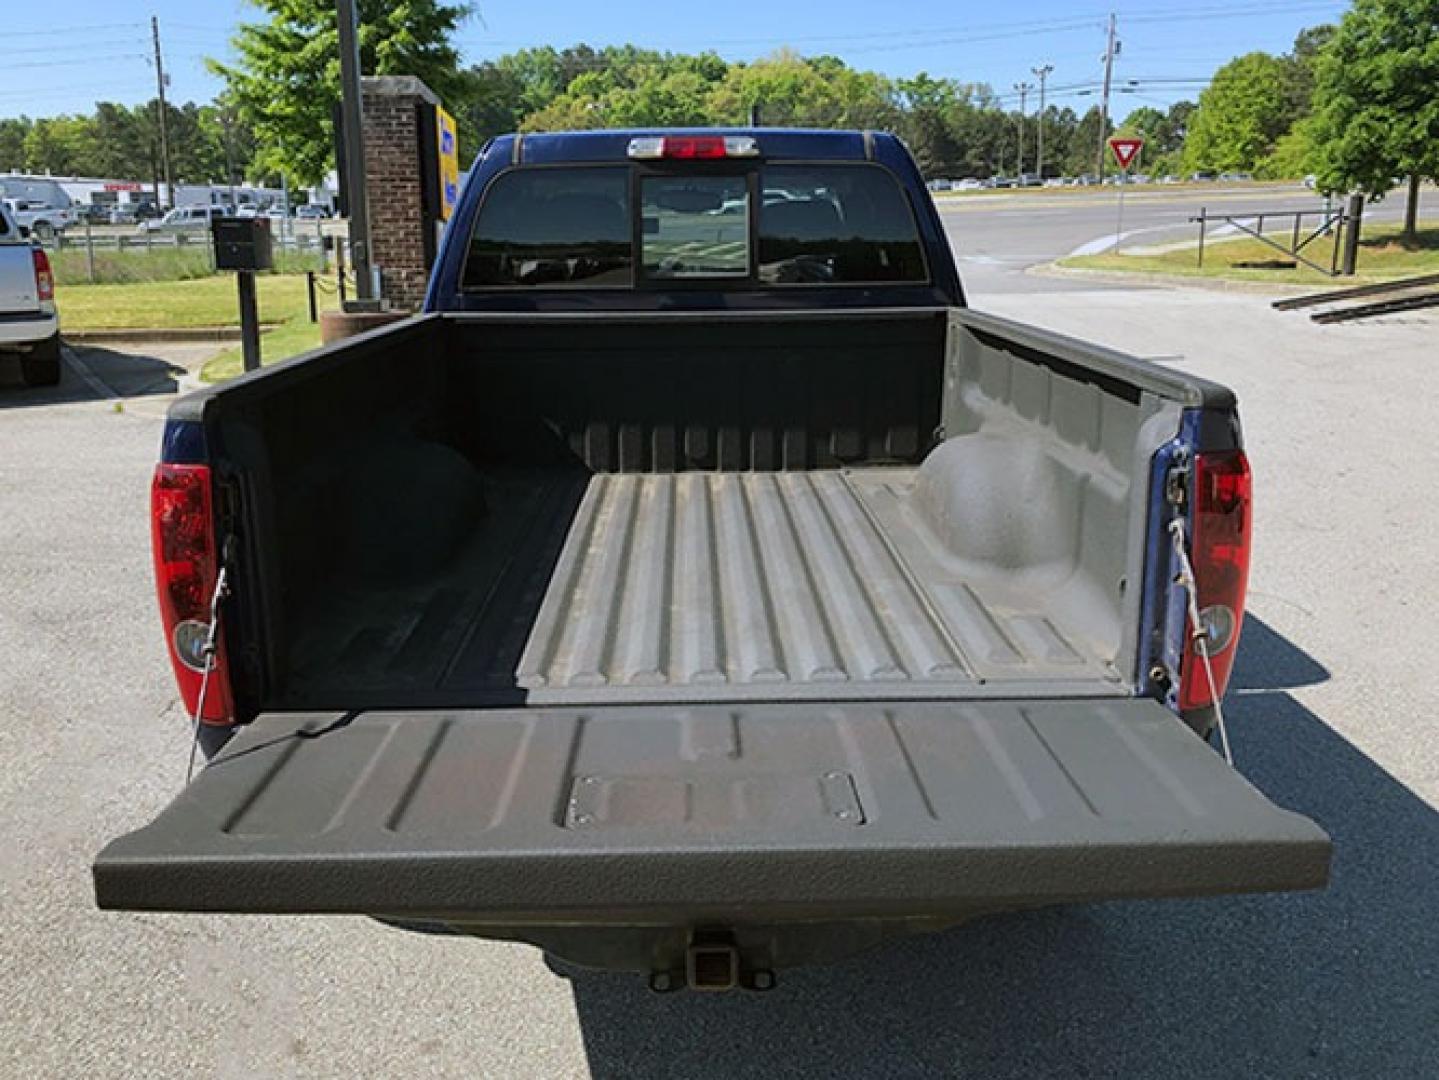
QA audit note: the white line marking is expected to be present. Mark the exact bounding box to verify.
[62,344,119,400]
[1066,221,1242,257]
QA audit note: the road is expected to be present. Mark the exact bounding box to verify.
[2,193,1438,1079]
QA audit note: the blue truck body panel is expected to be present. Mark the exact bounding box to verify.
[424,128,963,313]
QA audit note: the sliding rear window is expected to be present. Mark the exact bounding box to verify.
[463,166,631,289]
[758,165,926,284]
[461,161,927,289]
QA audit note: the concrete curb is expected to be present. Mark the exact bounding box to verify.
[176,372,208,395]
[1028,262,1319,297]
[64,326,278,344]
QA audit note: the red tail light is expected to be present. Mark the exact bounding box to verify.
[33,248,54,304]
[1178,450,1252,710]
[660,135,728,159]
[151,463,234,724]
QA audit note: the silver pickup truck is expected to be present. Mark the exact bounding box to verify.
[0,202,60,387]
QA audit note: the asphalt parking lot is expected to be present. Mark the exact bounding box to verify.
[3,260,1437,1074]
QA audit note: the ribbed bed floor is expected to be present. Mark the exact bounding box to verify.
[286,469,1117,706]
[509,469,1111,698]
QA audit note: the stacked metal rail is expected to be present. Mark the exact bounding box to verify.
[1273,273,1439,323]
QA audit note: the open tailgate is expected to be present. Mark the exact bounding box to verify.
[94,701,1329,919]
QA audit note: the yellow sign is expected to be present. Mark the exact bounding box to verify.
[436,105,460,221]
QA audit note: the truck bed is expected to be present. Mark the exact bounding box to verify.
[283,467,1118,707]
[198,308,1195,716]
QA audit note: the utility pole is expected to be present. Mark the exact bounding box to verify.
[336,0,375,303]
[1012,82,1031,177]
[1031,64,1053,181]
[1095,12,1118,180]
[151,16,173,210]
[220,107,238,211]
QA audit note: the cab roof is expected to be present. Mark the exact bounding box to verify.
[489,128,894,166]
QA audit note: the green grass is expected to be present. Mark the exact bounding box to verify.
[49,245,324,286]
[1059,222,1439,285]
[56,273,324,331]
[199,314,329,383]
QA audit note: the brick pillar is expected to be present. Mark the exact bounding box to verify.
[360,75,439,311]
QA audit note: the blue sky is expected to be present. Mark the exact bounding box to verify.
[2,0,1350,120]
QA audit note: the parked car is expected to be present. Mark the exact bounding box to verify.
[0,198,74,241]
[95,128,1331,990]
[140,205,224,233]
[0,201,60,386]
[1190,171,1218,182]
[1218,172,1254,183]
[953,177,984,191]
[295,204,330,219]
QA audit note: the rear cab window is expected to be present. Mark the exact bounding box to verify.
[462,160,927,290]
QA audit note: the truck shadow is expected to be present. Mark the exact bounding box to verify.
[566,616,1438,1079]
[0,342,185,408]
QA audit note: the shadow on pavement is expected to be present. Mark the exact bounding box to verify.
[0,343,186,409]
[567,617,1437,1079]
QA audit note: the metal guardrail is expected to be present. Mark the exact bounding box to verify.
[36,218,338,284]
[1191,195,1364,277]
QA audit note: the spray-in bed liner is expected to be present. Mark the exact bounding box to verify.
[284,469,1120,706]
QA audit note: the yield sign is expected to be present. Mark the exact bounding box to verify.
[1108,137,1144,170]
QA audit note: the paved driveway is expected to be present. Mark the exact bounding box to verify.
[1,298,1435,1077]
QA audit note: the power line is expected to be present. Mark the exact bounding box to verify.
[0,22,144,38]
[3,55,150,71]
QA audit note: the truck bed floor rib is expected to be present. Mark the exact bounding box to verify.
[505,469,1110,697]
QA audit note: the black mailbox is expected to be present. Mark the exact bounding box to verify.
[212,216,274,272]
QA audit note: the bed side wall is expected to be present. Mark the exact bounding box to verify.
[929,311,1182,679]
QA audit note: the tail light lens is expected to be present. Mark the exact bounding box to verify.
[151,463,234,724]
[33,248,54,304]
[1178,450,1252,710]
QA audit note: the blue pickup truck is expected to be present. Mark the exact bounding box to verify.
[95,130,1328,990]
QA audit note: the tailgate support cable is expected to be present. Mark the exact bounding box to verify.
[185,559,231,783]
[1168,517,1235,766]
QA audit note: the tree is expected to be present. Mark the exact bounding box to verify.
[212,0,471,185]
[21,116,99,175]
[1283,24,1337,119]
[0,118,31,172]
[1183,52,1294,172]
[1064,106,1111,176]
[1308,0,1439,242]
[1259,122,1317,179]
[706,51,897,129]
